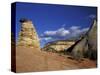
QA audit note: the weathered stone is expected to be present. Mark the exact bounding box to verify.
[67,19,97,60]
[17,19,40,49]
[43,40,75,52]
[87,20,97,59]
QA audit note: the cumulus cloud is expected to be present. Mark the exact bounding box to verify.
[56,28,70,36]
[44,31,56,36]
[40,25,89,42]
[81,28,89,33]
[70,26,80,30]
[39,37,52,41]
[89,14,96,19]
[44,27,70,37]
[44,37,52,41]
[69,26,89,37]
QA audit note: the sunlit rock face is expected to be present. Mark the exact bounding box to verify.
[17,19,40,49]
[42,40,75,52]
[67,19,97,60]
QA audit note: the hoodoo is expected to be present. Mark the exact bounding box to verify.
[17,19,40,49]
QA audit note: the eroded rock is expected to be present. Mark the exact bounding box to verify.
[67,19,97,60]
[17,19,40,49]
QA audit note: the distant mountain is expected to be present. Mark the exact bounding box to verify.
[42,40,75,52]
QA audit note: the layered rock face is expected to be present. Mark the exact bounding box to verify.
[17,19,40,48]
[43,40,75,52]
[67,19,97,60]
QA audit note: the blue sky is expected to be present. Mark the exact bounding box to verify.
[15,2,97,47]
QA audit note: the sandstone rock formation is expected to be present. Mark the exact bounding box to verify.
[67,19,97,60]
[17,19,40,49]
[42,40,75,52]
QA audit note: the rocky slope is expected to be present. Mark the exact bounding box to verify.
[66,19,97,60]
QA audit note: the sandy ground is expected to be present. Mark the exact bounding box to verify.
[16,46,96,73]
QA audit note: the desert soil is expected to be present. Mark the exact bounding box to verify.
[16,46,96,73]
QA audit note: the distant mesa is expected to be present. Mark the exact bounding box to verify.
[42,40,75,52]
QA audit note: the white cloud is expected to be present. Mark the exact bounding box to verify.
[44,27,70,37]
[81,27,89,33]
[69,26,89,37]
[39,37,52,41]
[89,14,96,19]
[44,37,52,41]
[70,26,89,32]
[40,25,89,41]
[44,30,56,36]
[56,28,70,36]
[70,26,80,30]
